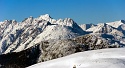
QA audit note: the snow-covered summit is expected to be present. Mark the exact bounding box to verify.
[106,20,125,28]
[39,14,52,20]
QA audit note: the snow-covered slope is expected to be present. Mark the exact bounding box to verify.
[29,25,80,44]
[28,48,125,68]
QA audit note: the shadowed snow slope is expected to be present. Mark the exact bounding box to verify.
[28,48,125,68]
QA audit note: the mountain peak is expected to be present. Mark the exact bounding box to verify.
[64,18,74,23]
[39,14,51,20]
[106,20,125,28]
[120,20,125,23]
[44,14,50,17]
[4,20,12,24]
[11,20,17,24]
[29,16,33,18]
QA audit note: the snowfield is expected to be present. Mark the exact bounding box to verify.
[28,48,125,68]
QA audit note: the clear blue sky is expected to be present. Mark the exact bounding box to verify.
[0,0,125,24]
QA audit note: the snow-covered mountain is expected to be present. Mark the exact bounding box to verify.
[28,48,125,68]
[106,20,125,28]
[0,14,125,55]
[0,14,125,68]
[80,20,125,47]
[0,14,86,54]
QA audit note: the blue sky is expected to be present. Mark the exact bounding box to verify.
[0,0,125,24]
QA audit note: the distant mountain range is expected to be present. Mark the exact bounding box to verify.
[0,14,125,68]
[80,20,125,47]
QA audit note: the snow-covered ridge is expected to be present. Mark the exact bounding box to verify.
[28,48,125,68]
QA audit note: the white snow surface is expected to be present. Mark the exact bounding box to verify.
[28,48,125,68]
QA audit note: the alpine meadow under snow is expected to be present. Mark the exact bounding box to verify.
[0,14,125,68]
